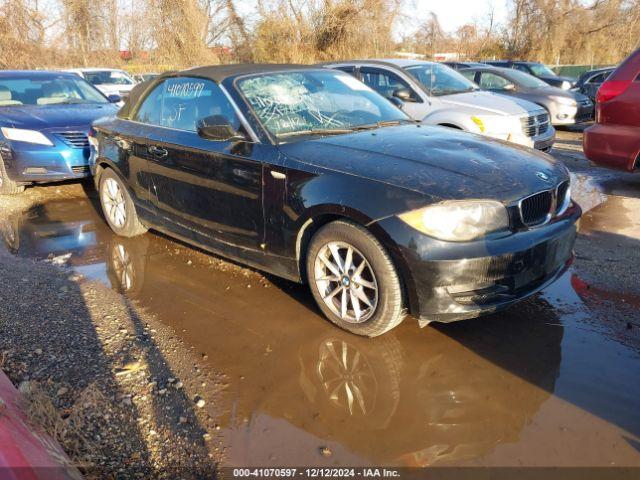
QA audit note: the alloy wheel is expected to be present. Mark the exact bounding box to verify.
[314,241,378,323]
[102,177,127,228]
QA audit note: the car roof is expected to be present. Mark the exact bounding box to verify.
[183,63,320,82]
[0,70,78,78]
[323,59,436,69]
[118,63,327,119]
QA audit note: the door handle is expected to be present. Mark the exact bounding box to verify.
[148,146,168,158]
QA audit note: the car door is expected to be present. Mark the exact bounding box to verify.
[136,76,264,252]
[357,66,427,119]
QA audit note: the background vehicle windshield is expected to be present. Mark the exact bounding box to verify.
[405,64,478,96]
[0,75,108,106]
[528,63,557,77]
[505,69,550,88]
[237,70,408,138]
[84,70,134,86]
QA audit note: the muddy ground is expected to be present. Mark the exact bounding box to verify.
[0,128,639,477]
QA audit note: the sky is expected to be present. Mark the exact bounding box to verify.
[402,0,509,33]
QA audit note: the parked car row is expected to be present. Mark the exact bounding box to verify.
[2,47,636,336]
[324,59,556,151]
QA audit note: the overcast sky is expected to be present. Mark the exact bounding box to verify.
[405,0,508,32]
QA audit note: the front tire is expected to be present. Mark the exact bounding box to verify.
[99,168,147,237]
[306,220,406,337]
[0,154,25,195]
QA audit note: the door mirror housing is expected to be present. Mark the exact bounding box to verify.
[107,93,122,103]
[197,115,246,142]
[393,87,416,102]
[388,96,404,110]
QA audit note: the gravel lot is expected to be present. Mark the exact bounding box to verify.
[1,128,639,475]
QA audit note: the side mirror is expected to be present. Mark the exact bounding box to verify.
[197,115,246,142]
[388,96,404,110]
[503,83,516,92]
[107,94,122,103]
[393,88,416,102]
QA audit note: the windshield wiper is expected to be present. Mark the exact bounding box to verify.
[351,119,420,131]
[279,128,355,138]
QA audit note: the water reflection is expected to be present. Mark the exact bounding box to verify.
[1,196,638,467]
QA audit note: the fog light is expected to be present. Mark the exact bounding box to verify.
[557,113,569,120]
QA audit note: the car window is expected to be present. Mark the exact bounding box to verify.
[528,63,557,77]
[513,64,531,74]
[134,77,240,132]
[359,67,418,101]
[478,72,512,90]
[0,75,107,106]
[587,72,607,84]
[460,70,477,82]
[501,69,549,88]
[84,70,134,86]
[236,70,408,139]
[405,63,478,96]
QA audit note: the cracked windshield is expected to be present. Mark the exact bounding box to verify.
[238,70,407,138]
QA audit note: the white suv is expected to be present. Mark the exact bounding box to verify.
[324,59,556,151]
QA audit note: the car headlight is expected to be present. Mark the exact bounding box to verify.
[0,127,53,146]
[552,96,577,107]
[398,200,509,241]
[561,80,572,90]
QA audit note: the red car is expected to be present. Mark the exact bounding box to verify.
[583,48,640,172]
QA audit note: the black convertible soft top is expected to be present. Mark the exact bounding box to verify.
[118,63,316,119]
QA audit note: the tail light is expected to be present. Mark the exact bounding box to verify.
[596,80,631,103]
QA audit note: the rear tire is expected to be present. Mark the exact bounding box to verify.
[306,220,406,337]
[99,168,147,237]
[0,154,25,195]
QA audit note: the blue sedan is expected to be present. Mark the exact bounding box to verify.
[0,71,119,195]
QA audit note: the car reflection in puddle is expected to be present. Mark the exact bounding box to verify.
[1,196,639,467]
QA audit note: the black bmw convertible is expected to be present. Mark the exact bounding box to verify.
[89,64,580,337]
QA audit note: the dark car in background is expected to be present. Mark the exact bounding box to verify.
[484,60,576,90]
[90,64,580,337]
[0,71,119,195]
[461,66,593,126]
[573,67,615,102]
[442,61,487,70]
[584,49,640,172]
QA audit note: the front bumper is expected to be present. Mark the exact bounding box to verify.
[376,203,581,323]
[1,131,91,184]
[550,103,594,125]
[484,124,555,151]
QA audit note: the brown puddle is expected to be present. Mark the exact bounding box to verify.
[1,194,639,467]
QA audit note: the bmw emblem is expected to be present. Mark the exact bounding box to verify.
[536,171,551,182]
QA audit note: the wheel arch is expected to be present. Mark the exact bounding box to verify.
[295,209,418,317]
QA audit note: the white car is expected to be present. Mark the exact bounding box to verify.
[324,59,556,151]
[64,68,136,101]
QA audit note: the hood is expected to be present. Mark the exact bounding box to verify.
[279,125,568,204]
[437,91,535,116]
[0,103,118,130]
